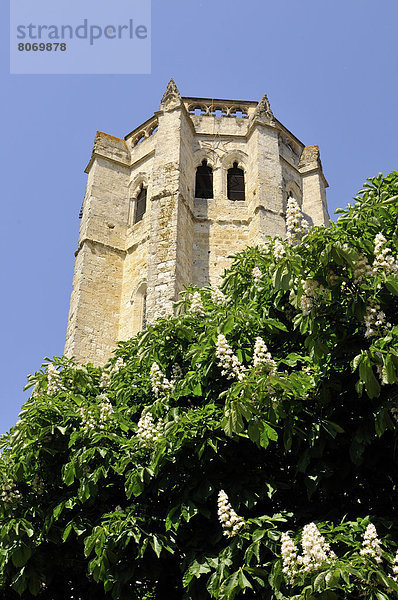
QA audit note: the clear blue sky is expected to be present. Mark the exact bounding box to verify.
[1,0,397,435]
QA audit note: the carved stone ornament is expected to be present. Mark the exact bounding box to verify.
[252,93,274,124]
[160,78,182,111]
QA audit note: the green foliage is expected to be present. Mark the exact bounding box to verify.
[1,172,398,599]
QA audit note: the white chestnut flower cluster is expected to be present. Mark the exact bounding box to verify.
[1,479,21,504]
[252,267,262,282]
[80,407,96,433]
[150,362,174,397]
[137,412,163,445]
[281,523,336,583]
[281,532,299,582]
[360,523,383,563]
[98,395,114,426]
[80,396,114,433]
[392,550,398,581]
[217,490,245,538]
[47,364,65,396]
[113,357,124,372]
[253,337,277,374]
[273,239,286,259]
[171,363,183,383]
[189,291,205,317]
[363,299,391,338]
[298,522,336,572]
[300,280,329,316]
[285,197,309,244]
[258,238,271,252]
[373,233,398,275]
[210,286,226,305]
[31,385,41,398]
[353,254,373,284]
[99,371,111,388]
[216,334,246,381]
[31,475,45,495]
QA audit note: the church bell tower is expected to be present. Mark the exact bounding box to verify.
[65,80,329,364]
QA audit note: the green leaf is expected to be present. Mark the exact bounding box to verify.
[150,535,162,558]
[62,462,75,486]
[382,354,396,384]
[385,276,398,296]
[358,355,380,399]
[62,523,73,542]
[11,545,32,568]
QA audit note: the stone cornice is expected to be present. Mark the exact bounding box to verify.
[75,237,126,258]
[84,152,130,174]
[299,165,329,188]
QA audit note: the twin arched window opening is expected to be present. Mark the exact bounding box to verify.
[134,186,147,224]
[194,160,245,201]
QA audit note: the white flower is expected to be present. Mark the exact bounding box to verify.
[80,395,114,433]
[353,254,372,284]
[137,412,163,445]
[273,239,286,259]
[47,364,64,396]
[210,286,226,305]
[360,523,382,563]
[363,299,391,338]
[31,475,44,495]
[258,238,271,252]
[171,363,183,384]
[113,357,124,372]
[80,407,96,433]
[281,532,299,582]
[190,291,205,317]
[150,362,174,397]
[252,267,262,282]
[98,395,114,428]
[392,550,398,580]
[1,478,21,504]
[217,490,245,538]
[300,280,329,316]
[372,233,398,275]
[253,337,277,373]
[99,371,111,388]
[298,523,336,572]
[285,197,309,244]
[215,334,245,381]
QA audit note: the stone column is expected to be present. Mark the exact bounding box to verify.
[299,145,330,226]
[145,80,195,323]
[246,94,286,245]
[64,132,130,365]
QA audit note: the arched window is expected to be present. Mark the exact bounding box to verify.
[227,162,245,201]
[134,187,147,224]
[195,160,213,199]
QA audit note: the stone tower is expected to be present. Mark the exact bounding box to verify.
[65,80,329,365]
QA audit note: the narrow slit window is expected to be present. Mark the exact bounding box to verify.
[142,294,147,330]
[195,160,213,199]
[227,162,245,201]
[135,187,147,223]
[132,282,147,335]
